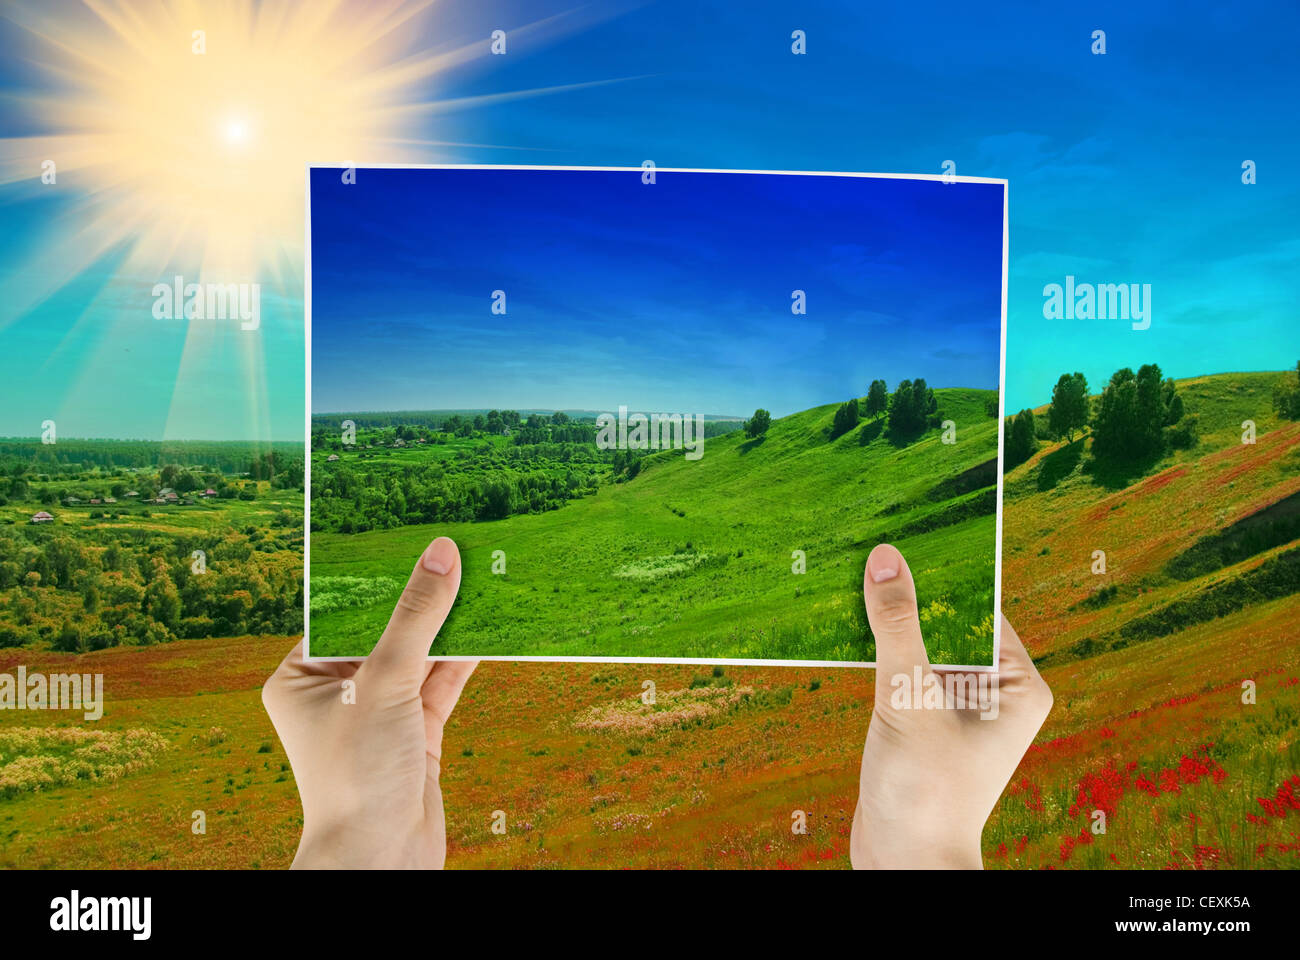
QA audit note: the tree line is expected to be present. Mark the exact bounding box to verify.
[1002,362,1227,470]
[743,377,954,445]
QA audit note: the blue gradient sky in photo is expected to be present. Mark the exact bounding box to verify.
[309,167,1003,416]
[1,0,1296,437]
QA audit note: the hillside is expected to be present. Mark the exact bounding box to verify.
[310,388,1001,664]
[1002,371,1299,664]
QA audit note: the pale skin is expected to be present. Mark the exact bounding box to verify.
[265,537,1051,869]
[851,542,1054,868]
[263,536,475,869]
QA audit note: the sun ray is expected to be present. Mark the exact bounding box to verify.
[0,0,633,440]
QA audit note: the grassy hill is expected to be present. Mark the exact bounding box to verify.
[1002,371,1300,667]
[310,388,1001,664]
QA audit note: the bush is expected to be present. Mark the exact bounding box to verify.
[1166,413,1199,450]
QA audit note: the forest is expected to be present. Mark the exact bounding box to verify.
[309,410,743,533]
[0,440,304,651]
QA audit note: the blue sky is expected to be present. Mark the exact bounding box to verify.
[310,167,1003,416]
[1,0,1296,438]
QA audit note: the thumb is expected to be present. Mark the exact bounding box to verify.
[863,543,930,683]
[364,537,462,684]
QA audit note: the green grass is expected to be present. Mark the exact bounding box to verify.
[309,389,1000,664]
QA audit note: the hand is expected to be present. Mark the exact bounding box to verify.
[851,543,1053,869]
[263,536,476,869]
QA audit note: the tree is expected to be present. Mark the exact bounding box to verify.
[830,399,860,439]
[1005,408,1037,468]
[1048,372,1089,442]
[1091,368,1142,461]
[1162,378,1184,425]
[53,620,82,653]
[143,565,181,631]
[1091,364,1179,462]
[865,380,889,420]
[887,378,938,437]
[744,409,772,438]
[1273,360,1300,420]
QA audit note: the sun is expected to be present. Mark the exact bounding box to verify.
[0,0,629,442]
[0,0,623,293]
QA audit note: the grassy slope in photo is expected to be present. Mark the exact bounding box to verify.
[309,388,1000,664]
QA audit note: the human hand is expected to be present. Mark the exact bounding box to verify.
[263,536,476,869]
[851,543,1053,869]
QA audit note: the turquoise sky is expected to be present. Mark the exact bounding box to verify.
[1,0,1296,439]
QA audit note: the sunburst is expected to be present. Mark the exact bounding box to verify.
[0,0,629,438]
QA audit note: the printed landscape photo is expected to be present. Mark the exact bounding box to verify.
[306,166,1007,664]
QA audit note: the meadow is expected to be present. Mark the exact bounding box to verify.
[309,389,1001,665]
[1,371,1296,871]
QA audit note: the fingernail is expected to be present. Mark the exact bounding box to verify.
[421,537,455,575]
[867,544,900,583]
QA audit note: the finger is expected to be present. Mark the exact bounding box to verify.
[364,537,462,684]
[422,659,478,760]
[995,615,1039,681]
[997,615,1052,693]
[995,615,1054,722]
[863,543,930,682]
[423,660,478,721]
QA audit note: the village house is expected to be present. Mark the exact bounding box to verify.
[124,490,139,498]
[63,496,81,505]
[30,511,54,524]
[201,488,217,497]
[326,453,340,462]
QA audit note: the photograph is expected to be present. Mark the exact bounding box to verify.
[0,0,1294,930]
[306,166,1007,665]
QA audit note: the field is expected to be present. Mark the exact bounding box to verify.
[1,371,1297,870]
[310,389,1001,665]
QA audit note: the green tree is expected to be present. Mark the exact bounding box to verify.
[143,565,181,631]
[744,409,772,438]
[1091,364,1175,462]
[1006,408,1038,468]
[830,399,860,439]
[887,378,937,437]
[53,620,82,653]
[1273,361,1300,419]
[1048,372,1089,442]
[1091,367,1142,460]
[865,380,889,420]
